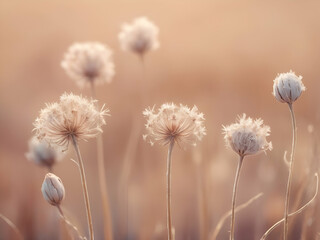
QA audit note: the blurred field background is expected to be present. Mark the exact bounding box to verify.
[1,0,320,239]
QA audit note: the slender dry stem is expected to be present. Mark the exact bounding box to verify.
[57,205,86,240]
[230,155,244,240]
[261,173,318,240]
[167,140,175,240]
[0,213,23,240]
[283,103,297,240]
[71,136,94,240]
[91,84,114,240]
[211,192,263,240]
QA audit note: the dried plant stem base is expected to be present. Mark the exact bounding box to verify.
[261,174,318,240]
[90,83,113,240]
[57,205,86,240]
[0,213,23,240]
[211,193,263,240]
[167,140,175,240]
[97,134,114,240]
[72,136,94,240]
[283,103,297,240]
[230,156,244,240]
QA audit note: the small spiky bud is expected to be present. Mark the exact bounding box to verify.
[273,71,306,104]
[41,173,65,206]
[143,103,206,148]
[223,114,272,157]
[118,17,159,55]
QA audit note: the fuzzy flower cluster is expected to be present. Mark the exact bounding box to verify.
[273,71,306,104]
[118,17,159,55]
[34,93,109,150]
[143,103,206,147]
[223,114,272,157]
[61,42,115,88]
[26,136,63,169]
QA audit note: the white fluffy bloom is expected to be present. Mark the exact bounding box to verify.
[26,136,63,169]
[143,103,206,147]
[118,17,159,55]
[34,93,109,150]
[41,173,65,206]
[273,71,306,104]
[223,114,272,157]
[61,42,115,88]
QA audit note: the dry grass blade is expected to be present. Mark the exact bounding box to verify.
[260,173,319,240]
[210,192,263,240]
[0,213,23,240]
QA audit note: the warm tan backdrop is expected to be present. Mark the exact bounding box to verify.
[1,0,320,239]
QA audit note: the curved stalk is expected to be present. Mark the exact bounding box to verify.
[91,85,113,240]
[57,205,86,240]
[230,156,244,240]
[211,192,263,240]
[167,140,175,240]
[71,136,94,240]
[0,213,23,240]
[261,173,318,240]
[283,103,297,240]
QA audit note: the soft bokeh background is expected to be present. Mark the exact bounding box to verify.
[1,0,320,239]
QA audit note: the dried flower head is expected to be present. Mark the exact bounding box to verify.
[34,93,109,150]
[143,103,206,147]
[118,17,159,55]
[26,136,63,169]
[41,173,65,206]
[61,42,115,88]
[223,114,272,157]
[273,71,306,104]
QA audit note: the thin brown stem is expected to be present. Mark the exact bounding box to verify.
[0,213,23,240]
[261,173,318,240]
[283,103,297,240]
[167,140,175,240]
[211,192,263,240]
[91,84,113,240]
[230,155,244,240]
[57,205,86,240]
[97,135,113,240]
[71,136,94,240]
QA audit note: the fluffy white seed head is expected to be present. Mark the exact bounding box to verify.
[223,114,272,157]
[118,17,159,55]
[61,42,115,88]
[143,103,206,148]
[273,71,306,104]
[26,136,64,169]
[41,173,65,206]
[34,93,109,150]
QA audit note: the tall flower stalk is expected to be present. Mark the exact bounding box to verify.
[223,114,272,240]
[34,93,109,240]
[273,71,306,240]
[62,42,115,240]
[143,103,206,239]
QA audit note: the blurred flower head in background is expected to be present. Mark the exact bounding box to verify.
[143,103,206,147]
[61,42,115,88]
[223,114,272,157]
[34,93,109,149]
[273,70,306,104]
[118,16,159,56]
[25,136,64,169]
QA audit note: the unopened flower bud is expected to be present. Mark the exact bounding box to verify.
[273,71,306,104]
[41,173,65,206]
